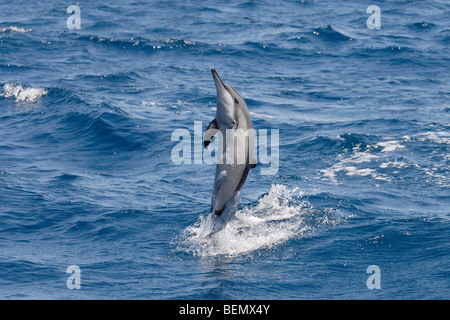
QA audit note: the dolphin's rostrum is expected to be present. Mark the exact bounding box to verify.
[204,68,257,235]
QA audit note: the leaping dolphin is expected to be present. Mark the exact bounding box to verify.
[204,68,257,235]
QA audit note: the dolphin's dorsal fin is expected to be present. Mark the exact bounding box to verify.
[204,118,219,149]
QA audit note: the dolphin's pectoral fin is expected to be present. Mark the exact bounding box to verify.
[204,119,219,149]
[209,191,241,235]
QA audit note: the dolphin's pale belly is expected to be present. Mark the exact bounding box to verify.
[211,124,252,214]
[211,163,248,214]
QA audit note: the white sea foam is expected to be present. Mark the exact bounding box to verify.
[0,26,32,33]
[344,166,375,177]
[376,140,405,152]
[320,149,389,183]
[176,184,344,258]
[417,132,450,145]
[320,137,409,184]
[249,112,277,120]
[1,83,48,102]
[379,160,410,169]
[141,100,192,115]
[320,132,449,186]
[141,101,163,107]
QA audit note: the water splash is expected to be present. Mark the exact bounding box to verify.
[1,83,48,102]
[175,184,345,258]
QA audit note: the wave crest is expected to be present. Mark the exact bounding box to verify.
[312,25,353,42]
[1,83,48,102]
[0,26,32,33]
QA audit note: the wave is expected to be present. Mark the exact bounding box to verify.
[318,130,450,186]
[408,21,436,30]
[72,34,206,52]
[297,133,376,156]
[312,25,353,42]
[0,26,32,33]
[77,71,141,84]
[175,184,347,258]
[0,83,48,102]
[57,110,144,153]
[0,84,89,108]
[350,45,439,68]
[352,45,422,60]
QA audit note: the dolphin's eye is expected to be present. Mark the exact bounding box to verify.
[234,98,239,104]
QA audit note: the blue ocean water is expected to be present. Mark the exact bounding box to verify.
[0,0,449,299]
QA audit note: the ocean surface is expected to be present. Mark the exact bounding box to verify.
[0,0,449,299]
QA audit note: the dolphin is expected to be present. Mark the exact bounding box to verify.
[204,68,257,235]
